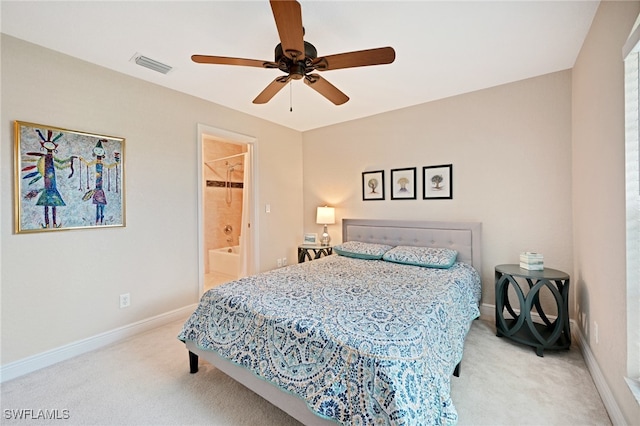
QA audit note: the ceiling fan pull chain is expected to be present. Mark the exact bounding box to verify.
[289,81,293,112]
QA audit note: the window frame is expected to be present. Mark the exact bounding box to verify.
[623,16,640,403]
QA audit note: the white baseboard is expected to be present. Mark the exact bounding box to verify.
[480,302,624,425]
[573,324,625,425]
[0,304,198,383]
[479,302,495,321]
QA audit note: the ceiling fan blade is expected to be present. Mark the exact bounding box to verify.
[270,0,305,60]
[253,75,292,104]
[312,47,396,71]
[304,74,349,105]
[192,55,278,69]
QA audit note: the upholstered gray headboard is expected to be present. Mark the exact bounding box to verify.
[342,219,482,276]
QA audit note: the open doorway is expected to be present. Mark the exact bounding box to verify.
[197,124,258,295]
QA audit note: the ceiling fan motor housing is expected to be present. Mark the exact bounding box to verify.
[275,41,317,79]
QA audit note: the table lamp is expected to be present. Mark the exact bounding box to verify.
[316,206,335,246]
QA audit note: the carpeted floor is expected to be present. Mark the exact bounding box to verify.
[0,316,611,425]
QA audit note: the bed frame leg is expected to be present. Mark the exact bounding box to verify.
[453,362,461,377]
[189,351,199,374]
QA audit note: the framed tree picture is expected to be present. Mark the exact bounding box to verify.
[14,121,125,233]
[390,167,416,200]
[362,170,385,200]
[423,164,452,200]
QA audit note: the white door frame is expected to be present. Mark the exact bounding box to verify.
[197,124,259,295]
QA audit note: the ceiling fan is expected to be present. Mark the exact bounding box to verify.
[191,0,396,106]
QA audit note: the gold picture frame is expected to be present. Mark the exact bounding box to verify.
[14,121,125,233]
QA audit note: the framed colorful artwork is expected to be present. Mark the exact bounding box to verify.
[14,121,125,233]
[390,167,416,200]
[362,170,385,200]
[423,164,453,200]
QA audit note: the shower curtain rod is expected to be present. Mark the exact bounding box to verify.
[205,152,245,166]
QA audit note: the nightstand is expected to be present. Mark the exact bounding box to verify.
[495,264,571,356]
[298,244,333,263]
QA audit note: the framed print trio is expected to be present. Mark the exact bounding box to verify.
[362,164,452,201]
[14,121,125,233]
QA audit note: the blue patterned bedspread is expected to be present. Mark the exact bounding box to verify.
[178,255,481,425]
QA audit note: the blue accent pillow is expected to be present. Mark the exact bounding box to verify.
[382,246,458,269]
[334,241,395,260]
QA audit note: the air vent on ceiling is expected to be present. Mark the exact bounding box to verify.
[132,54,172,74]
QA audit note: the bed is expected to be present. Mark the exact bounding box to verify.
[179,219,482,425]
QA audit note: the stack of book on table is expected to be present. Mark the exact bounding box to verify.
[520,252,544,270]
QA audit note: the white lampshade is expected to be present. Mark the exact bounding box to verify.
[316,206,335,225]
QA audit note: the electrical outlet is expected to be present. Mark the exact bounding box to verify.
[282,257,287,266]
[277,258,282,267]
[120,293,131,308]
[594,321,599,344]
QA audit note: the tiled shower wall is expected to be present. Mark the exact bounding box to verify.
[203,138,246,273]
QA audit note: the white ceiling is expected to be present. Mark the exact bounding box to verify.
[1,1,599,132]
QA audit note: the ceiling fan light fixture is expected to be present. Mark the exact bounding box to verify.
[289,62,305,79]
[132,54,172,74]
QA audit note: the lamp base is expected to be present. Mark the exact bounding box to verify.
[320,224,331,246]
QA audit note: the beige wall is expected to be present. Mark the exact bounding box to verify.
[572,1,640,424]
[303,70,574,309]
[0,35,303,364]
